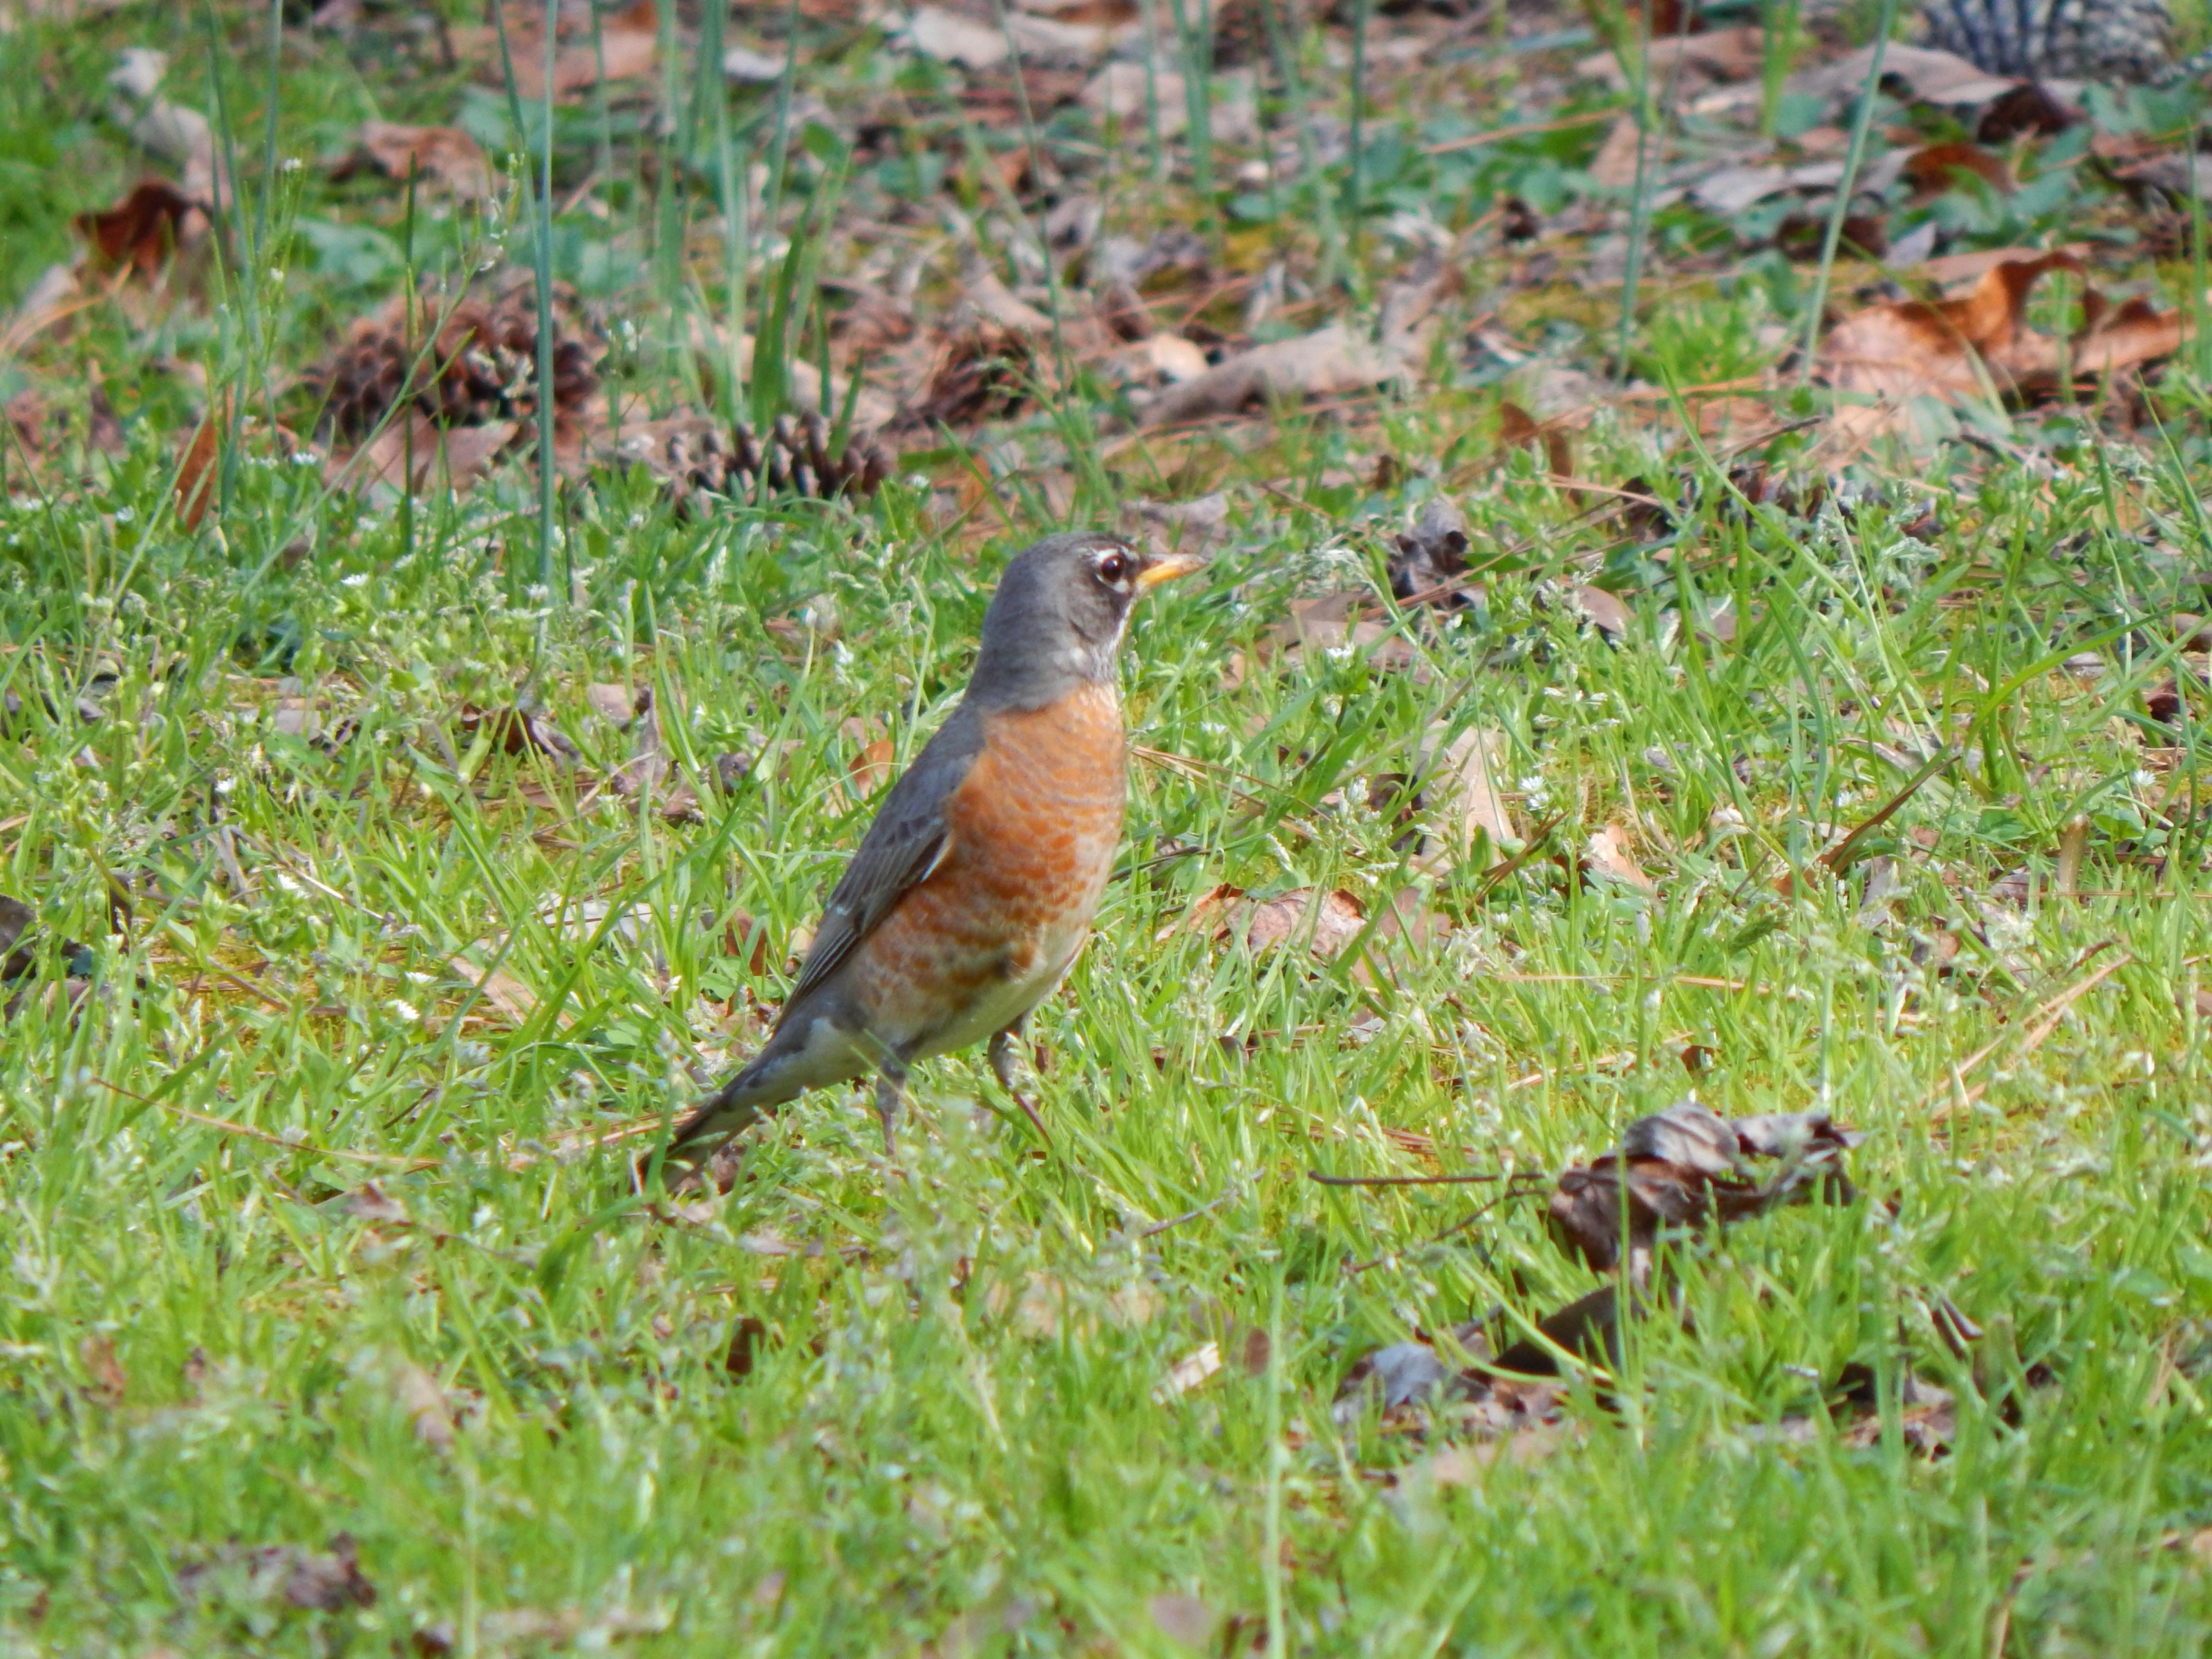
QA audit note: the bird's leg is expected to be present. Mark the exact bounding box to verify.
[874,1060,908,1158]
[988,1022,1050,1144]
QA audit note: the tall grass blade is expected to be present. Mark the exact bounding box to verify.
[1797,0,1897,384]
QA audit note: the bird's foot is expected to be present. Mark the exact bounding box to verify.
[1007,1088,1050,1145]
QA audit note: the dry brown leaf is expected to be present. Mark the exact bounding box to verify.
[1148,1595,1221,1650]
[174,409,220,529]
[456,702,581,767]
[75,178,201,276]
[462,0,658,99]
[1902,141,2013,198]
[1546,1102,1862,1274]
[176,1535,378,1613]
[849,736,897,795]
[383,1353,456,1452]
[1154,1340,1223,1400]
[1588,115,1644,189]
[1583,824,1653,890]
[1915,243,2090,286]
[1788,42,2018,110]
[1235,888,1367,957]
[1141,332,1210,383]
[1259,591,1425,673]
[585,682,640,725]
[339,121,494,201]
[345,413,517,496]
[1139,322,1418,429]
[5,389,46,457]
[907,4,1009,67]
[1819,252,2189,445]
[449,955,545,1025]
[1421,724,1517,863]
[1497,400,1573,476]
[79,1333,126,1403]
[1571,584,1631,639]
[1575,24,1763,84]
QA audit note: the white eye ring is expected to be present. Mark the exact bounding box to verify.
[1096,550,1134,584]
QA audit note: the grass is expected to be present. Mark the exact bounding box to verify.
[7,1,2212,1654]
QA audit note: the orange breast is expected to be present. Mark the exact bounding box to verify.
[849,684,1127,1041]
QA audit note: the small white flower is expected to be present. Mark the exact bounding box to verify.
[387,998,420,1022]
[341,572,370,588]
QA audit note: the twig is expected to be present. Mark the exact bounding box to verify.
[91,1076,438,1170]
[1138,1189,1238,1238]
[1817,744,1953,875]
[1929,947,2131,1119]
[1422,108,1615,156]
[1308,1169,1506,1186]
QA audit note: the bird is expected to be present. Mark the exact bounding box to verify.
[652,530,1203,1174]
[1919,0,2180,84]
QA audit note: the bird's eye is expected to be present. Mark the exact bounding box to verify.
[1097,552,1132,584]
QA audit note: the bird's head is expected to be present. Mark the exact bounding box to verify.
[970,531,1204,708]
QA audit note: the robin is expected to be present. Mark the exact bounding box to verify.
[655,531,1202,1171]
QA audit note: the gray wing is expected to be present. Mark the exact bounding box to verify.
[781,702,986,1010]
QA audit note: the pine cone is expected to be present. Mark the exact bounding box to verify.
[626,411,894,512]
[308,278,601,444]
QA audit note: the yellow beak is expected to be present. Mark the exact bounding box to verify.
[1136,550,1206,589]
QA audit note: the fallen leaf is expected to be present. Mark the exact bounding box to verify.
[75,178,201,276]
[1083,62,1188,135]
[176,1535,377,1613]
[1570,584,1630,640]
[384,1354,456,1453]
[726,1315,767,1378]
[1587,114,1644,189]
[1232,888,1367,957]
[1139,321,1420,429]
[1582,824,1653,891]
[0,894,34,980]
[1819,252,2188,446]
[346,414,518,497]
[585,682,641,725]
[1388,497,1480,609]
[1141,331,1210,383]
[4,389,45,456]
[1788,42,2019,111]
[340,1183,409,1224]
[1148,1594,1221,1649]
[1976,82,2081,140]
[1154,1340,1223,1400]
[1333,1339,1449,1414]
[1833,1363,1958,1456]
[456,701,580,767]
[337,121,494,202]
[1902,141,2012,198]
[449,955,547,1026]
[1259,591,1425,673]
[906,3,1009,67]
[1576,24,1764,84]
[1419,724,1516,865]
[1546,1100,1862,1274]
[174,406,221,529]
[1497,400,1573,477]
[79,1333,126,1403]
[462,0,658,99]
